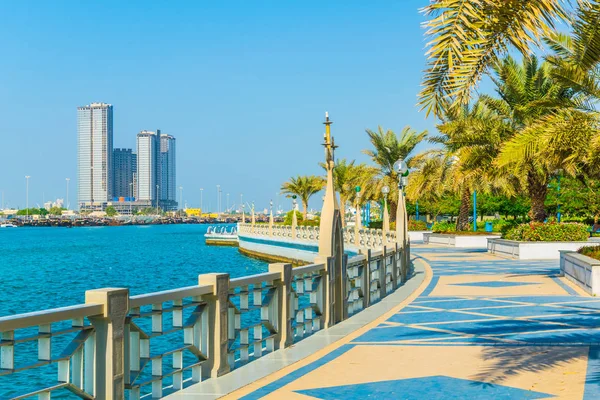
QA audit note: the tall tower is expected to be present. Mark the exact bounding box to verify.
[113,148,134,199]
[159,133,177,210]
[136,130,159,205]
[77,102,113,210]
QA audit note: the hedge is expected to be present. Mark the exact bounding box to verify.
[503,222,589,242]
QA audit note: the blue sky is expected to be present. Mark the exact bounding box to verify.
[0,0,435,211]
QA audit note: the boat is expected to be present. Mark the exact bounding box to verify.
[0,223,18,228]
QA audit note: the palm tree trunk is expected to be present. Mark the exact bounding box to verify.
[389,199,397,223]
[456,187,471,231]
[302,202,308,220]
[527,172,548,222]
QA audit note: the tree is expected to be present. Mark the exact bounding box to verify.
[363,126,427,222]
[48,207,64,216]
[423,101,515,230]
[105,206,118,217]
[419,0,566,117]
[488,55,582,221]
[280,175,325,219]
[319,159,379,226]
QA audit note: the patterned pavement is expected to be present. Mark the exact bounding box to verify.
[226,245,600,399]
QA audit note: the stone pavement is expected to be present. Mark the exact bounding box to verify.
[223,244,600,399]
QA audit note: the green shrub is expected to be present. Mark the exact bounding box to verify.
[578,246,600,261]
[504,222,589,242]
[408,220,428,231]
[368,220,383,229]
[432,221,456,233]
[283,210,303,225]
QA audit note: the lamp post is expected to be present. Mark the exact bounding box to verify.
[555,169,562,222]
[291,195,298,239]
[66,178,70,210]
[25,176,30,219]
[242,204,246,223]
[227,193,230,214]
[393,159,409,281]
[179,186,183,211]
[416,200,419,221]
[200,188,204,215]
[381,185,390,244]
[216,185,221,215]
[354,186,362,246]
[129,183,133,215]
[473,191,477,232]
[269,199,274,236]
[240,194,243,214]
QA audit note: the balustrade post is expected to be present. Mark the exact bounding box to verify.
[380,247,387,299]
[268,263,293,349]
[198,273,230,378]
[85,288,129,400]
[363,250,371,308]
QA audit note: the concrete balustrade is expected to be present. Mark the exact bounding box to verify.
[0,243,407,399]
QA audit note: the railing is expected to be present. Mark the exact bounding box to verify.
[0,238,409,399]
[238,223,399,250]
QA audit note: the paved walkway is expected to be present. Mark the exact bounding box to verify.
[225,244,600,399]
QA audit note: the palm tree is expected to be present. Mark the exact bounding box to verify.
[420,101,514,230]
[280,175,325,220]
[486,55,581,221]
[363,126,427,221]
[419,0,566,117]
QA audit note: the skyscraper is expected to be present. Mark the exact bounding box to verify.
[113,148,134,199]
[77,102,113,210]
[159,133,177,210]
[136,130,159,204]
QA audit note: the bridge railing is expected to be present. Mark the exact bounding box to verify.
[0,247,408,399]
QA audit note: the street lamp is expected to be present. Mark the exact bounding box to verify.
[216,185,221,215]
[554,169,563,222]
[25,176,30,219]
[354,186,362,245]
[393,159,409,278]
[66,178,70,210]
[381,185,390,243]
[179,186,183,210]
[200,188,204,215]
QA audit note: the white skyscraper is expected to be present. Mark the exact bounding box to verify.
[136,130,159,204]
[77,102,113,209]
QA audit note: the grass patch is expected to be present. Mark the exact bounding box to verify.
[578,246,600,261]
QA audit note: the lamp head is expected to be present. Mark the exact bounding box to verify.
[393,159,408,176]
[381,185,390,195]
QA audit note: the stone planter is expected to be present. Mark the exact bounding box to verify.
[423,233,501,248]
[487,238,600,260]
[560,251,600,295]
[408,231,432,242]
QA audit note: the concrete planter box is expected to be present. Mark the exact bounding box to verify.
[408,231,431,242]
[423,233,500,248]
[487,238,600,260]
[560,251,600,295]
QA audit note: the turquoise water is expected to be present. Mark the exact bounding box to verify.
[0,224,267,316]
[0,224,268,398]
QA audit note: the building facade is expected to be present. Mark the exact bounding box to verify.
[113,148,135,199]
[159,133,177,210]
[136,130,159,204]
[77,103,113,210]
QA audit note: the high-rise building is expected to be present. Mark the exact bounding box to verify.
[132,152,138,199]
[136,130,159,204]
[113,148,135,199]
[77,102,113,210]
[159,133,177,210]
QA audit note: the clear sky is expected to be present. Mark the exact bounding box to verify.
[0,0,435,212]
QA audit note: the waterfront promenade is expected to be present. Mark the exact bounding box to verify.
[193,244,600,399]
